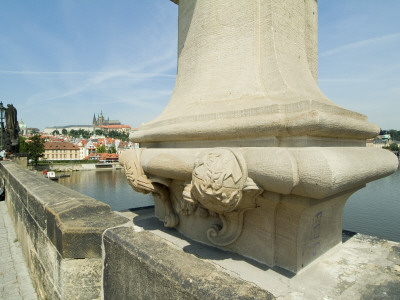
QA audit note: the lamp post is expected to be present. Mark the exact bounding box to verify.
[0,102,5,152]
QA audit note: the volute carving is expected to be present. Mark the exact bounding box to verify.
[120,148,262,244]
[191,149,246,214]
[190,149,262,246]
[119,149,154,194]
[120,150,178,227]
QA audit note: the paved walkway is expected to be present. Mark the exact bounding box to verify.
[0,201,37,300]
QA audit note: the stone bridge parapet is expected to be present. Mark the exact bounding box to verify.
[0,161,274,299]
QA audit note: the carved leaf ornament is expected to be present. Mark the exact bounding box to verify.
[190,149,262,246]
[121,148,262,246]
[191,149,246,214]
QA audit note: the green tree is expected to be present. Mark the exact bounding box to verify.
[95,129,104,136]
[52,129,59,136]
[96,144,106,153]
[69,129,78,137]
[18,136,28,153]
[105,130,129,141]
[389,143,399,152]
[61,128,68,135]
[388,130,400,141]
[108,144,116,154]
[108,130,117,138]
[26,134,45,165]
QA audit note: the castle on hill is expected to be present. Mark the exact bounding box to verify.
[92,111,121,127]
[43,112,131,135]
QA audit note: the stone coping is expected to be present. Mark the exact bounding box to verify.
[0,161,128,258]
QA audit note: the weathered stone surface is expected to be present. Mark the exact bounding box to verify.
[54,210,128,258]
[27,192,47,230]
[120,208,400,299]
[103,226,275,299]
[30,246,61,300]
[0,161,130,299]
[8,172,27,205]
[120,0,399,274]
[1,161,129,259]
[58,258,103,300]
[44,193,128,258]
[122,146,397,272]
[135,2,377,144]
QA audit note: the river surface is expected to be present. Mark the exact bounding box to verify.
[58,166,400,242]
[58,169,154,211]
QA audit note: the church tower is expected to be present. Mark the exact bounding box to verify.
[98,111,104,126]
[92,114,97,126]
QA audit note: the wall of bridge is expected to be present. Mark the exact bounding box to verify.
[0,161,274,299]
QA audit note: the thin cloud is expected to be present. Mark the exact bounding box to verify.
[0,70,175,77]
[319,78,369,82]
[25,50,177,105]
[320,32,400,57]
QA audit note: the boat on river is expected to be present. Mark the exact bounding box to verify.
[45,171,70,181]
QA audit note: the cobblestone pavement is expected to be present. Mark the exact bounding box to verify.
[0,201,37,300]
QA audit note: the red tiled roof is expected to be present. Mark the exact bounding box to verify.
[83,153,119,160]
[44,142,79,150]
[100,125,131,129]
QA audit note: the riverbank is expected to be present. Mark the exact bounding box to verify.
[29,162,121,172]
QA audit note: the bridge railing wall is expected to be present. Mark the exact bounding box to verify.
[0,161,274,299]
[0,161,128,299]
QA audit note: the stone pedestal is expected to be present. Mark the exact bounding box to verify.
[121,0,398,273]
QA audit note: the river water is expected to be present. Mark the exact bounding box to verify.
[58,166,400,242]
[58,169,154,211]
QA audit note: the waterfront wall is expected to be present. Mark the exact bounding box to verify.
[0,161,274,299]
[30,162,122,172]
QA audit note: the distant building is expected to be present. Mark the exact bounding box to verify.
[43,112,130,135]
[19,119,27,135]
[43,142,80,160]
[368,134,392,149]
[100,124,131,133]
[43,125,93,135]
[92,111,121,127]
[26,128,40,135]
[84,152,119,162]
[93,111,130,133]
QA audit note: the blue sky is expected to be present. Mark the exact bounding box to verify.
[0,1,399,131]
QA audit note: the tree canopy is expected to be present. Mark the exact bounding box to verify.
[96,144,106,153]
[95,129,104,136]
[380,129,400,141]
[107,130,129,141]
[26,134,45,165]
[108,144,116,154]
[18,136,28,153]
[389,143,399,152]
[68,129,91,138]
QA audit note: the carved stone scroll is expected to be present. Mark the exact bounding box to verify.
[120,150,178,227]
[190,149,262,246]
[119,149,154,194]
[191,149,247,214]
